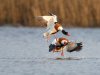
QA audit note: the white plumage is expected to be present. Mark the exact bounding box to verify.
[37,13,70,40]
[38,14,57,30]
[37,14,58,39]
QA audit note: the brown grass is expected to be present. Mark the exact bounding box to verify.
[0,0,100,27]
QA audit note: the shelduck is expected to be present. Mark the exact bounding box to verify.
[49,37,82,56]
[38,13,70,40]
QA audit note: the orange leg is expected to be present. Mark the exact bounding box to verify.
[61,50,64,56]
[53,49,55,53]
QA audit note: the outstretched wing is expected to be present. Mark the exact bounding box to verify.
[66,42,83,52]
[42,16,53,22]
[37,15,57,29]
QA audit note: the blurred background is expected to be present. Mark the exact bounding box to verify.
[0,1,100,75]
[0,0,100,27]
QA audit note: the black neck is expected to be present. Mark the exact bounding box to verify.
[62,30,68,35]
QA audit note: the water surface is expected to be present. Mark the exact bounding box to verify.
[0,27,100,75]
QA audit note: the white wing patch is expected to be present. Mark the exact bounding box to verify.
[47,17,55,30]
[38,15,57,29]
[42,16,53,22]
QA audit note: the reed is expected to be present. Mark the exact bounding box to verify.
[0,0,100,27]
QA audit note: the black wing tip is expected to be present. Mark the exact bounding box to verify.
[48,12,54,16]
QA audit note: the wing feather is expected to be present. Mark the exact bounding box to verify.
[37,15,57,32]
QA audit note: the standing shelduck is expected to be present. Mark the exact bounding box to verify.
[49,37,82,56]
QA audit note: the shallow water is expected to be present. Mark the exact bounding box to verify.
[0,27,100,75]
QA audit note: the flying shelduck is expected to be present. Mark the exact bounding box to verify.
[37,13,70,40]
